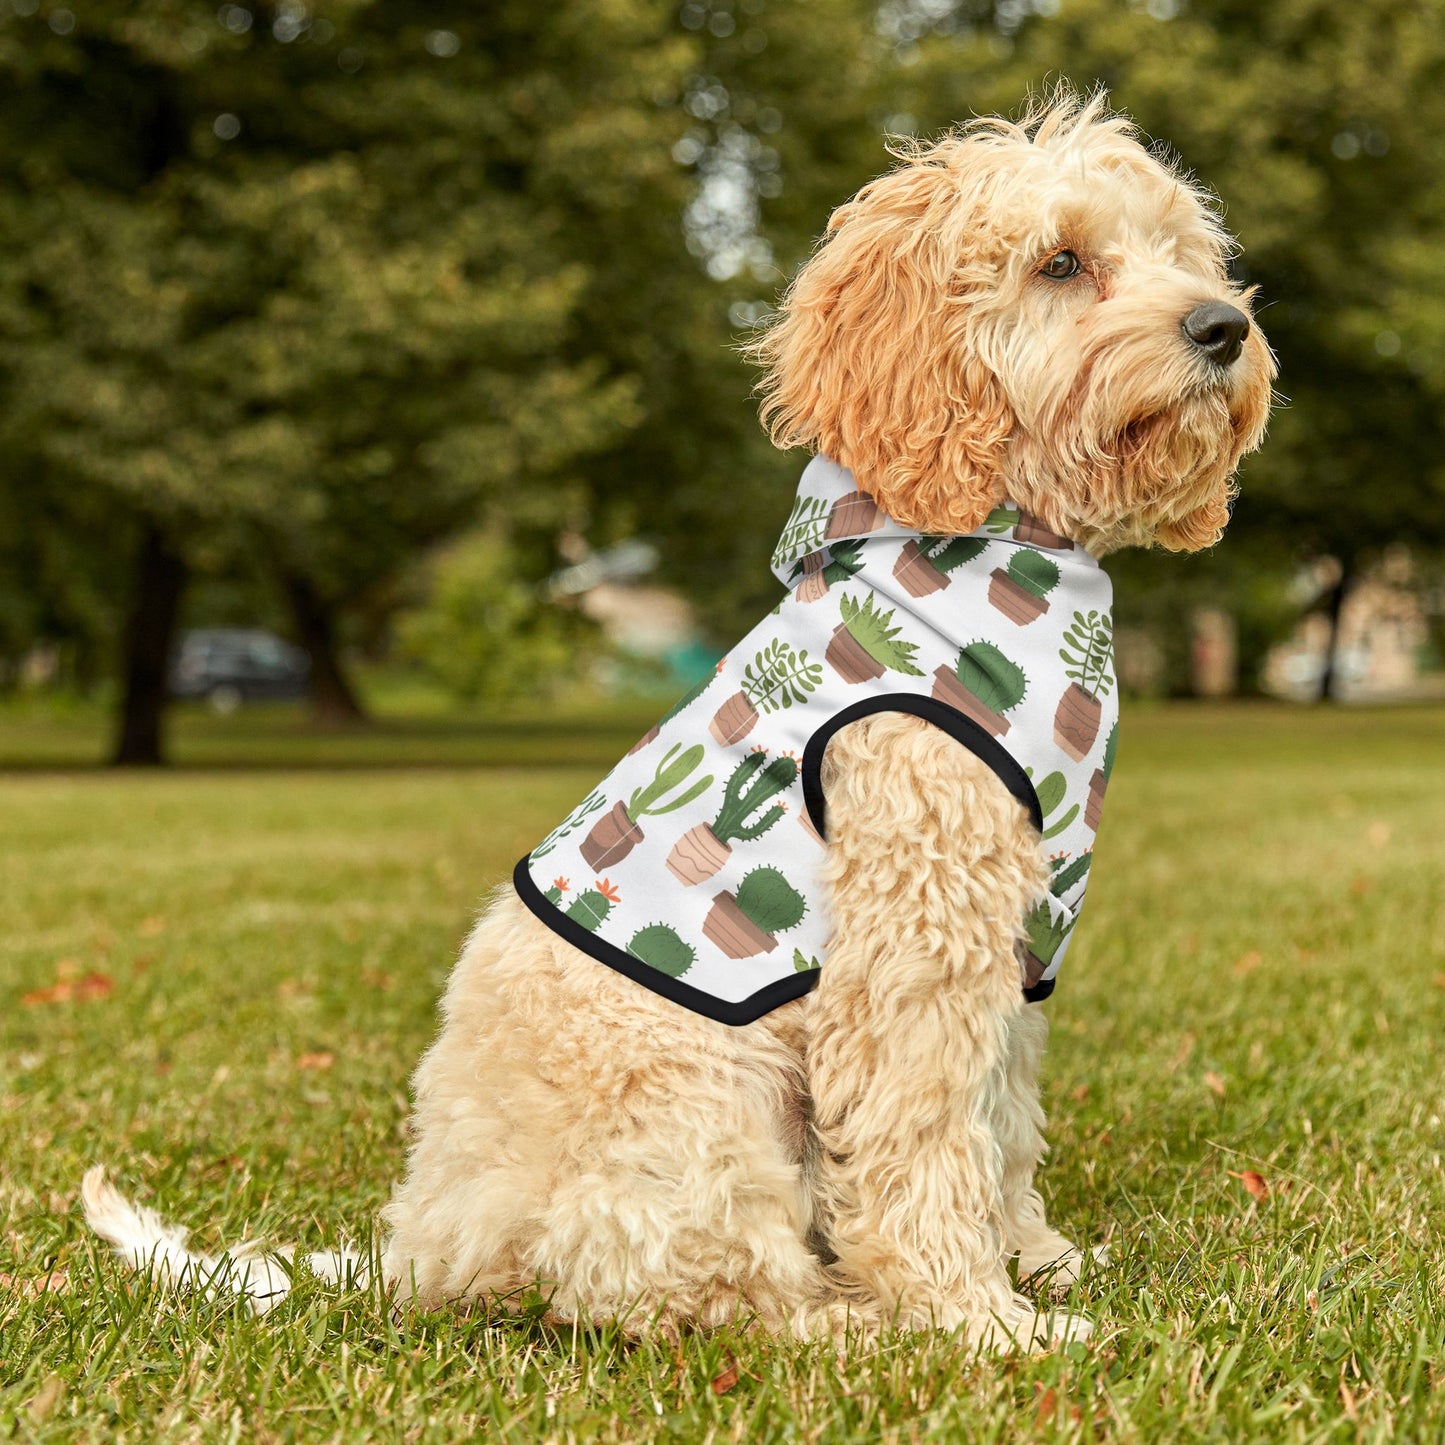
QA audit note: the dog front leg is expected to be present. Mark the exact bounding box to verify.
[805,713,1089,1349]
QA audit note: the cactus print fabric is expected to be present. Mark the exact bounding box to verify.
[516,456,1118,1026]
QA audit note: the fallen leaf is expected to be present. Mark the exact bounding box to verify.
[1339,1379,1358,1420]
[1349,875,1372,898]
[1232,950,1263,977]
[1228,1169,1268,1200]
[1204,1071,1227,1098]
[27,1374,64,1423]
[711,1359,740,1395]
[0,1268,70,1299]
[1433,974,1445,990]
[295,1051,334,1071]
[21,972,113,1007]
[1070,1084,1090,1103]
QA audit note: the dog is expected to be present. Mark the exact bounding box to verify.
[85,89,1273,1351]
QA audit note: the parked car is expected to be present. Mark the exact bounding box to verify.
[170,629,310,712]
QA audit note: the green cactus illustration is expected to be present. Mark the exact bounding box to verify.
[542,876,570,905]
[985,503,1021,533]
[836,593,925,675]
[565,879,620,932]
[1059,610,1115,699]
[532,788,606,859]
[712,751,799,844]
[625,743,712,823]
[1006,550,1060,598]
[1025,900,1073,967]
[793,948,821,973]
[1027,768,1079,841]
[771,493,831,570]
[735,866,808,934]
[1101,721,1119,781]
[627,924,696,978]
[954,641,1027,713]
[922,536,989,574]
[1049,850,1092,899]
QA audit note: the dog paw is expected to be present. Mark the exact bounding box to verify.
[1018,1240,1109,1292]
[973,1295,1093,1353]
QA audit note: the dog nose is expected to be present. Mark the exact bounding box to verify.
[1182,302,1250,367]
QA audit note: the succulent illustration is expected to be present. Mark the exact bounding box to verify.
[703,865,808,958]
[565,879,620,932]
[627,924,696,978]
[793,948,821,973]
[790,539,865,601]
[826,592,925,682]
[667,750,800,885]
[710,640,823,745]
[1055,610,1115,761]
[771,493,831,571]
[1024,899,1072,970]
[532,788,606,859]
[580,744,713,869]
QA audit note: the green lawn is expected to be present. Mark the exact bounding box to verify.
[2,702,1444,1442]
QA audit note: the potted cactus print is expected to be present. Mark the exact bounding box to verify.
[825,490,884,540]
[1014,513,1074,550]
[1029,769,1079,841]
[931,640,1027,735]
[532,789,606,859]
[1048,849,1091,901]
[826,593,925,683]
[710,639,824,745]
[627,924,696,978]
[790,539,864,603]
[704,865,808,958]
[579,744,713,869]
[666,750,799,885]
[988,550,1060,624]
[984,503,1020,534]
[542,876,571,905]
[1054,610,1114,761]
[1085,722,1117,830]
[1023,902,1072,985]
[565,879,620,932]
[893,536,989,597]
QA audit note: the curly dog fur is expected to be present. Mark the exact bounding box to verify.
[85,89,1274,1351]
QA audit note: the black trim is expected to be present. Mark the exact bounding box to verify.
[799,694,1044,840]
[1022,977,1056,1004]
[513,857,820,1027]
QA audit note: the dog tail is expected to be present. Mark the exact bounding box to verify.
[81,1165,367,1315]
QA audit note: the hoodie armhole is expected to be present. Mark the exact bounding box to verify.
[799,694,1045,841]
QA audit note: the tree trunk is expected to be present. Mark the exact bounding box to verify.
[1317,556,1353,703]
[112,524,187,767]
[281,571,366,725]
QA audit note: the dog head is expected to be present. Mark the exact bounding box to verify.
[751,89,1275,554]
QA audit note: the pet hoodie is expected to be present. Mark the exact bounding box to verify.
[516,456,1118,1026]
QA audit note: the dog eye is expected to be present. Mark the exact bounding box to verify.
[1040,250,1081,280]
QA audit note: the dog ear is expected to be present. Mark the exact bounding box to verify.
[750,154,1013,534]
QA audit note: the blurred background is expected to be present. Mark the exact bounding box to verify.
[2,0,1444,766]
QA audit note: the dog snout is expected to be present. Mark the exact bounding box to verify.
[1181,301,1250,367]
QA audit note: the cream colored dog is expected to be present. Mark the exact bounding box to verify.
[85,91,1273,1350]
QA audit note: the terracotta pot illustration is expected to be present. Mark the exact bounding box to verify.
[892,540,948,597]
[580,801,644,870]
[626,724,660,757]
[702,890,778,958]
[1085,767,1107,830]
[709,690,759,746]
[1013,514,1074,550]
[931,664,1011,736]
[825,491,883,540]
[798,807,824,845]
[1054,684,1102,761]
[794,551,829,603]
[666,823,732,886]
[826,624,885,683]
[987,569,1049,624]
[1022,948,1048,988]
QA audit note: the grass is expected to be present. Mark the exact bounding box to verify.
[2,700,1444,1442]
